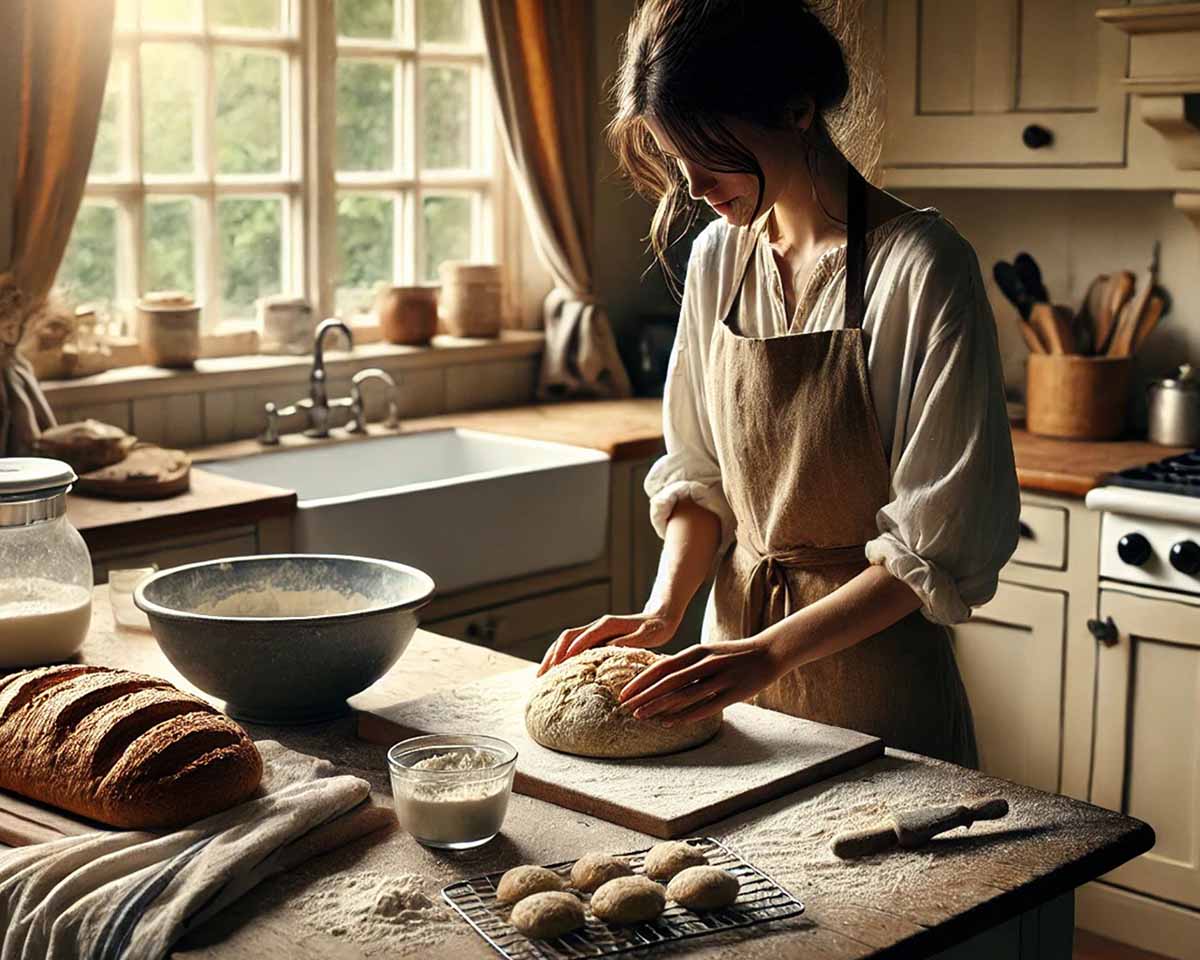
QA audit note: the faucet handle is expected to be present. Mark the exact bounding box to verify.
[348,368,399,433]
[260,402,280,445]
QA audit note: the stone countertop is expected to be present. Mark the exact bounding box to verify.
[65,588,1152,960]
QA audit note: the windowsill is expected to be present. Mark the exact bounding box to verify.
[40,329,545,406]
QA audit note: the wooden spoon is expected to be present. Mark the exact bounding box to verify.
[1028,302,1074,354]
[1094,270,1135,355]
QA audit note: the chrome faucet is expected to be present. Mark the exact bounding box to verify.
[347,368,400,434]
[260,318,356,444]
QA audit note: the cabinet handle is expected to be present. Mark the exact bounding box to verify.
[1087,616,1119,646]
[466,616,500,645]
[1018,521,1034,540]
[1022,124,1053,149]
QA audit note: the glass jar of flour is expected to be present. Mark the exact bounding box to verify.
[0,458,93,668]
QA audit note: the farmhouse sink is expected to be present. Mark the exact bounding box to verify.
[203,428,611,593]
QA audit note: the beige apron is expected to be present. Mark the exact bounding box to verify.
[704,168,977,766]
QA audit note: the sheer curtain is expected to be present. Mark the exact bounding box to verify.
[479,0,632,400]
[0,0,115,455]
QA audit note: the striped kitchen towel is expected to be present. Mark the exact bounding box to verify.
[0,741,393,960]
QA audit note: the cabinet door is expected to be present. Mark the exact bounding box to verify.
[427,583,610,663]
[883,0,1128,167]
[1092,588,1200,910]
[950,582,1066,792]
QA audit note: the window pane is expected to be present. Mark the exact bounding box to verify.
[91,57,129,177]
[422,194,470,282]
[116,0,138,29]
[141,0,196,26]
[144,198,196,296]
[210,0,280,30]
[57,203,119,307]
[337,0,394,39]
[421,65,470,170]
[337,61,394,172]
[142,44,199,176]
[419,0,466,44]
[218,197,282,319]
[337,193,393,315]
[216,49,283,175]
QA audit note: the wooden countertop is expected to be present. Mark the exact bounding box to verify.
[65,588,1152,960]
[1010,426,1188,497]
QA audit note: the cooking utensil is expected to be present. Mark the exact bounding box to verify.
[1017,319,1047,354]
[135,554,435,723]
[1076,273,1109,355]
[993,261,1035,320]
[1147,364,1200,447]
[1014,252,1049,303]
[832,797,1009,859]
[1095,270,1135,355]
[1109,243,1160,358]
[1028,302,1074,354]
[1133,293,1166,354]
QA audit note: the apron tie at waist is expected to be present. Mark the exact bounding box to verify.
[739,542,868,638]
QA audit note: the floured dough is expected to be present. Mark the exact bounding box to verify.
[643,840,709,881]
[496,865,564,904]
[510,891,585,939]
[570,852,632,892]
[525,647,723,758]
[666,865,740,910]
[589,875,667,925]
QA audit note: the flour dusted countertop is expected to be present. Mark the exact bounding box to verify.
[14,587,1148,959]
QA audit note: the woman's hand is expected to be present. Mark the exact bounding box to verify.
[537,610,681,677]
[616,636,791,725]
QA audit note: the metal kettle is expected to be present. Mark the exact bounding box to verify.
[1148,364,1200,446]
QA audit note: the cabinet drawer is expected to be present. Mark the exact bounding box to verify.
[91,530,259,582]
[1011,504,1067,570]
[428,583,610,663]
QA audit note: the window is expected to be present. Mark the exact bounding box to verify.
[334,0,494,316]
[55,0,497,337]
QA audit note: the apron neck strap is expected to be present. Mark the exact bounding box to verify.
[720,162,870,332]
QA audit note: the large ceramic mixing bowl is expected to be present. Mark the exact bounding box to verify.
[134,554,435,723]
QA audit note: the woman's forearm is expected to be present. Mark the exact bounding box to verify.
[643,499,723,625]
[759,564,923,669]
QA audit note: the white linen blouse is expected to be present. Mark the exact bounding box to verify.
[644,207,1020,626]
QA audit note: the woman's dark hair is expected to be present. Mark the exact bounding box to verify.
[607,0,853,295]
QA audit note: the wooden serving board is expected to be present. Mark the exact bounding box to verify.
[357,666,883,839]
[0,791,105,846]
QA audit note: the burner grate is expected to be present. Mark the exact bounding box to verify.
[440,837,804,959]
[1108,450,1200,496]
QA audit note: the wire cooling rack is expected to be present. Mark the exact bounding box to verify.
[440,836,804,959]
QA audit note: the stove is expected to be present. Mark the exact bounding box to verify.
[1107,450,1200,498]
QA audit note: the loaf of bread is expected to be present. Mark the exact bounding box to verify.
[0,664,262,829]
[525,647,723,758]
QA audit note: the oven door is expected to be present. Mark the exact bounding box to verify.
[1092,585,1200,909]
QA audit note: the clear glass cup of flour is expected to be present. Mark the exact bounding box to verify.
[387,734,517,849]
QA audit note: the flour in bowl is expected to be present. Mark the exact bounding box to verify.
[194,586,374,618]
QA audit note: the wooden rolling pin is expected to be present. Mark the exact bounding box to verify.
[831,797,1010,859]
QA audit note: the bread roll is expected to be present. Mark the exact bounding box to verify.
[0,664,262,829]
[525,647,722,758]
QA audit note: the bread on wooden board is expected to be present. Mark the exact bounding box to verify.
[0,664,262,829]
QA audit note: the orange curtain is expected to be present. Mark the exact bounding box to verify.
[479,0,632,400]
[0,0,115,455]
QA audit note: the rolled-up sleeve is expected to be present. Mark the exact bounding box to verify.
[644,242,736,552]
[865,242,1021,625]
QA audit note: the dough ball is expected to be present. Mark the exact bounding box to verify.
[570,852,633,892]
[496,865,564,904]
[643,840,709,881]
[667,865,740,911]
[589,875,667,925]
[525,647,723,758]
[510,891,586,940]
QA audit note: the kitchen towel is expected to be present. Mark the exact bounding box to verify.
[0,740,393,960]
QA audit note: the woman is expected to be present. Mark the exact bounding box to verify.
[539,0,1019,766]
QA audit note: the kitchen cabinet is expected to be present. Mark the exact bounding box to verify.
[950,581,1066,792]
[880,0,1129,169]
[1091,585,1200,912]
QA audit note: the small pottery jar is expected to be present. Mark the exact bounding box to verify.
[257,294,314,355]
[138,291,200,368]
[375,284,439,345]
[438,262,502,338]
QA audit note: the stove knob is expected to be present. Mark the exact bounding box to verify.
[1170,540,1200,575]
[1118,533,1152,567]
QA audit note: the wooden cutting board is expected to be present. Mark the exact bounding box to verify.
[0,791,104,846]
[357,666,883,839]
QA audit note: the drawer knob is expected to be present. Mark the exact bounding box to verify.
[466,616,499,645]
[1022,124,1053,149]
[1018,521,1034,540]
[1087,617,1119,646]
[1117,533,1152,567]
[1170,539,1200,575]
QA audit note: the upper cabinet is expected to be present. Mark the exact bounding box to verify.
[883,0,1129,168]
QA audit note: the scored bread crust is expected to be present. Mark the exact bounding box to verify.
[524,647,723,758]
[0,664,262,829]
